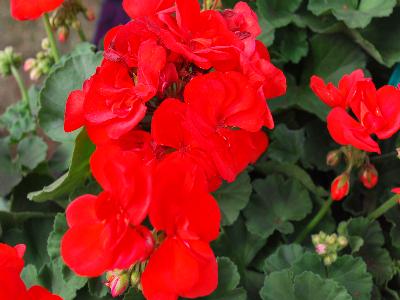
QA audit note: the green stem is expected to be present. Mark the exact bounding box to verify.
[10,65,28,103]
[77,27,87,42]
[368,195,400,221]
[295,198,333,243]
[42,13,60,63]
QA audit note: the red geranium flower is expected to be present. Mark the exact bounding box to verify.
[0,243,62,300]
[11,0,64,21]
[311,71,400,153]
[64,39,166,144]
[183,71,269,181]
[141,159,220,299]
[61,147,154,276]
[310,69,365,109]
[393,188,400,194]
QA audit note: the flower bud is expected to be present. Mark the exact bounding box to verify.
[326,234,337,245]
[323,256,333,266]
[315,243,327,255]
[41,38,50,50]
[359,164,378,189]
[57,27,69,43]
[331,173,350,201]
[130,270,141,287]
[326,150,341,167]
[24,58,36,72]
[29,68,41,81]
[85,9,95,21]
[0,46,22,76]
[311,234,321,245]
[337,236,348,248]
[105,271,129,297]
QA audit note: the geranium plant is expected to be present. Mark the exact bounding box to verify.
[1,0,400,299]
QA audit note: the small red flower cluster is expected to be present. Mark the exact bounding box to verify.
[311,69,400,154]
[0,243,62,299]
[11,0,64,20]
[62,1,285,299]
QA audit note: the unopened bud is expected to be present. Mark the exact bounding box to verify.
[312,234,321,245]
[315,243,327,255]
[337,236,348,248]
[326,234,337,245]
[85,9,95,21]
[57,27,69,43]
[105,271,129,297]
[359,164,378,189]
[323,256,333,266]
[30,68,41,81]
[130,270,141,287]
[331,173,350,201]
[24,58,35,72]
[326,150,341,167]
[41,38,50,50]
[0,46,22,76]
[71,19,81,30]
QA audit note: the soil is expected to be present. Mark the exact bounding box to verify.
[0,0,101,114]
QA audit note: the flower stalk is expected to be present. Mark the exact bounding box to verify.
[368,194,400,221]
[43,13,61,63]
[10,65,28,103]
[295,198,333,243]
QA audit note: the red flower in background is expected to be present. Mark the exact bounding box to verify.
[11,0,64,20]
[393,188,400,194]
[142,159,220,299]
[61,147,154,277]
[0,243,62,299]
[310,69,365,109]
[122,0,174,19]
[311,70,400,153]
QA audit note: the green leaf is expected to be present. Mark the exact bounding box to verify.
[348,8,400,67]
[199,257,246,300]
[385,205,400,248]
[0,101,36,142]
[294,272,352,300]
[291,253,373,300]
[293,9,343,33]
[276,26,309,63]
[123,288,145,300]
[28,129,95,206]
[0,138,22,196]
[47,213,68,260]
[88,277,109,298]
[2,217,54,269]
[263,244,305,274]
[213,217,267,271]
[268,124,305,164]
[255,161,328,197]
[39,257,87,300]
[257,0,302,28]
[21,264,39,288]
[261,270,352,300]
[39,51,102,142]
[213,172,252,226]
[244,175,312,238]
[307,0,396,29]
[338,217,395,285]
[257,15,275,47]
[260,269,296,300]
[17,135,48,170]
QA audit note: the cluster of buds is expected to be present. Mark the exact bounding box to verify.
[105,262,147,297]
[312,231,348,266]
[0,47,22,77]
[49,0,95,42]
[24,39,55,80]
[327,146,379,201]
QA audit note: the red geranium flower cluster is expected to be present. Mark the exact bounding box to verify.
[62,1,286,299]
[311,69,400,154]
[0,243,62,299]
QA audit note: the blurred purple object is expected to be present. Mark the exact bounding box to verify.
[93,0,130,47]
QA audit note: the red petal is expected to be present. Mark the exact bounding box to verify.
[61,224,113,277]
[327,108,380,153]
[11,0,64,21]
[375,85,400,139]
[66,194,99,228]
[122,0,174,18]
[0,243,25,273]
[141,238,217,299]
[64,89,85,132]
[27,286,62,300]
[0,271,28,300]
